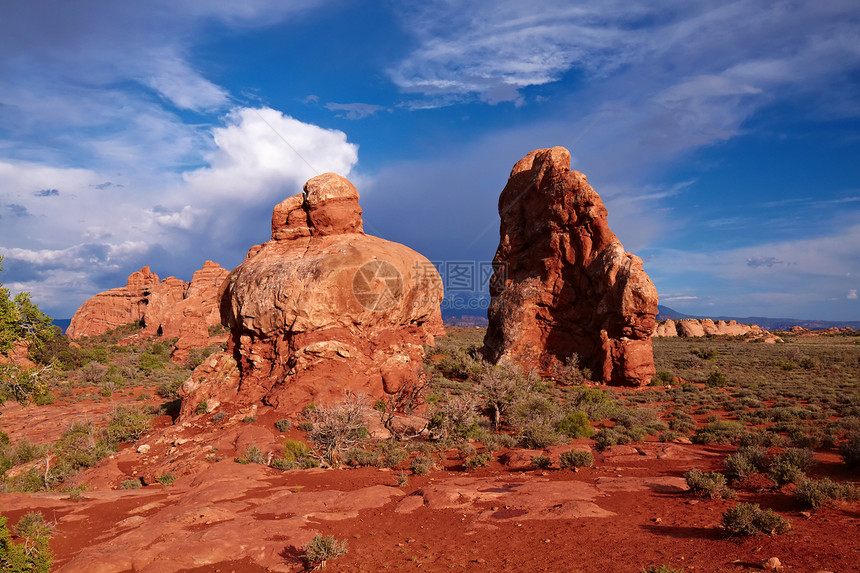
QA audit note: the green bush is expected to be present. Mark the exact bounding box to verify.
[120,478,143,490]
[155,379,182,399]
[559,449,593,468]
[106,405,152,443]
[156,473,176,486]
[377,440,410,469]
[794,477,859,509]
[304,534,347,569]
[593,428,632,450]
[138,352,164,371]
[769,448,813,486]
[0,511,53,572]
[343,447,381,468]
[650,371,674,386]
[684,469,735,499]
[274,418,291,432]
[704,371,729,387]
[410,454,435,475]
[235,445,266,465]
[556,411,594,438]
[841,432,860,467]
[531,455,552,469]
[721,502,791,536]
[642,567,682,573]
[464,452,492,471]
[693,420,745,445]
[724,446,770,481]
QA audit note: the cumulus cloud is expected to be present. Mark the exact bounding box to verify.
[183,107,358,200]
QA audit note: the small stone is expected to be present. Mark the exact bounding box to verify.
[652,517,662,523]
[137,444,150,454]
[761,557,784,571]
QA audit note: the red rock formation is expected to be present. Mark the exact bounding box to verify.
[483,147,658,386]
[186,172,444,415]
[67,261,229,361]
[66,267,160,339]
[654,318,764,339]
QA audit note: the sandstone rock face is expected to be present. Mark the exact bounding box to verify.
[200,172,444,414]
[483,147,658,386]
[66,266,160,339]
[67,261,229,361]
[655,318,764,339]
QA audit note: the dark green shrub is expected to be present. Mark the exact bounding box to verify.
[138,352,164,371]
[464,452,492,471]
[684,469,735,499]
[841,432,860,467]
[0,511,53,572]
[378,440,410,468]
[531,455,552,469]
[593,428,632,450]
[559,449,593,468]
[303,534,347,569]
[721,502,791,536]
[106,405,152,443]
[693,421,745,444]
[556,411,594,438]
[724,446,770,481]
[195,401,209,415]
[794,477,858,509]
[155,379,182,399]
[235,445,266,465]
[156,473,176,486]
[343,447,381,468]
[120,478,143,490]
[769,448,813,485]
[241,415,257,423]
[704,371,729,388]
[274,418,291,432]
[650,371,674,386]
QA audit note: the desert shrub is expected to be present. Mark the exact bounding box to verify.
[556,411,594,438]
[721,503,791,536]
[592,428,632,450]
[531,455,552,469]
[481,431,517,452]
[282,439,312,462]
[841,432,860,468]
[724,446,770,481]
[106,405,152,443]
[211,411,228,423]
[80,361,107,385]
[410,454,435,475]
[704,371,729,388]
[684,469,735,499]
[428,393,481,440]
[138,352,164,371]
[739,430,789,448]
[274,418,291,432]
[195,401,208,415]
[693,420,745,445]
[559,449,594,468]
[303,534,347,569]
[241,415,257,423]
[377,440,410,469]
[794,477,859,509]
[650,371,674,386]
[120,478,143,490]
[155,379,182,399]
[50,421,113,483]
[567,386,616,420]
[236,445,266,465]
[642,567,682,573]
[509,394,564,448]
[0,511,53,572]
[343,447,380,467]
[156,473,176,486]
[297,421,314,432]
[691,348,719,360]
[769,448,813,486]
[668,413,697,433]
[464,452,492,471]
[477,364,536,430]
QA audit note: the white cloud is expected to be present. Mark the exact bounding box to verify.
[849,289,858,300]
[325,102,386,120]
[141,51,230,111]
[183,107,358,201]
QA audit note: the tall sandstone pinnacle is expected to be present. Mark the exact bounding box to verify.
[188,172,444,413]
[483,147,658,386]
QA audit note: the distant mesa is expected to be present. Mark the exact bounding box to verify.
[182,172,445,415]
[67,261,230,361]
[482,146,658,386]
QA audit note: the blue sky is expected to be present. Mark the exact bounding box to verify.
[1,0,859,321]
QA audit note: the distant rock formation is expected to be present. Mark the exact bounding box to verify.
[182,173,444,415]
[653,318,785,343]
[67,261,230,361]
[482,147,658,386]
